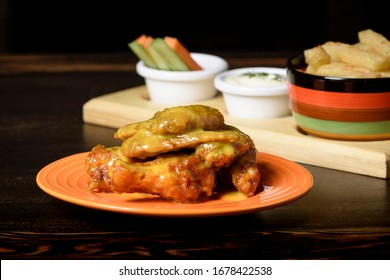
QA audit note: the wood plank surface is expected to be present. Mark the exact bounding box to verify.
[83,85,390,179]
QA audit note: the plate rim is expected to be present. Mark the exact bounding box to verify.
[36,152,313,217]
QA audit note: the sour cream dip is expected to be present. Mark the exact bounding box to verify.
[224,71,286,86]
[214,67,290,119]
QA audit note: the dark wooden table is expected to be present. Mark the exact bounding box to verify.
[1,52,389,260]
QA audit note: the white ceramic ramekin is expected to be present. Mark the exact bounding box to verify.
[214,67,290,119]
[136,53,228,104]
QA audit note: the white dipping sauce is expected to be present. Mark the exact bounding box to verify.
[224,72,285,86]
[214,67,290,119]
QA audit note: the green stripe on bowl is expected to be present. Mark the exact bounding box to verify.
[292,112,390,135]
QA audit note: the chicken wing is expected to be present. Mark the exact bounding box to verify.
[228,147,260,197]
[85,144,216,203]
[120,126,243,159]
[85,105,261,203]
[115,104,225,140]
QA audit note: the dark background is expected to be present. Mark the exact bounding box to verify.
[0,0,389,54]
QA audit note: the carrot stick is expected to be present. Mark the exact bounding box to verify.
[136,35,154,48]
[164,36,203,70]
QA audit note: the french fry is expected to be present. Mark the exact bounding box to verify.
[358,29,390,57]
[315,62,381,78]
[321,41,390,71]
[378,70,390,78]
[321,41,343,62]
[303,29,390,78]
[353,42,375,52]
[304,45,330,74]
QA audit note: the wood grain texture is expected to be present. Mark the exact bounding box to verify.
[82,85,390,178]
[2,229,389,259]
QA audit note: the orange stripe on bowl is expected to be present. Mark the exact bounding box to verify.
[288,84,390,109]
[290,100,390,122]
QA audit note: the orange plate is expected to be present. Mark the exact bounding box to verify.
[36,152,313,217]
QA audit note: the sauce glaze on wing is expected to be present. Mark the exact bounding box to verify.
[85,105,260,203]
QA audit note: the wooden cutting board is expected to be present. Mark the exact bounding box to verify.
[83,85,390,179]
